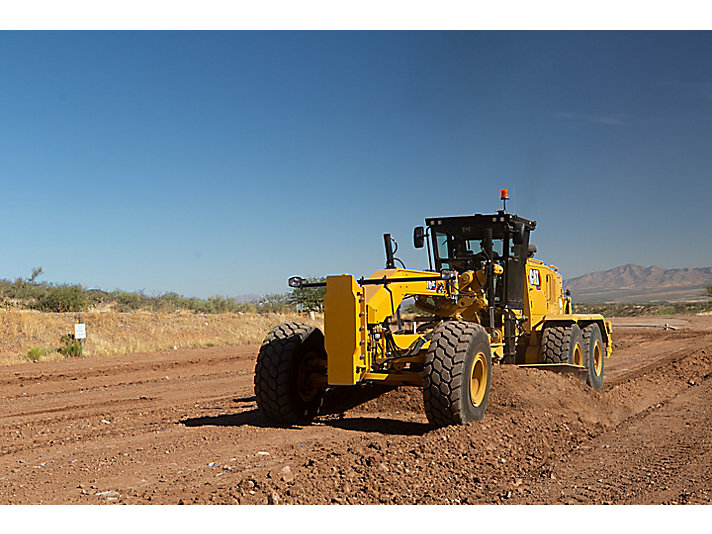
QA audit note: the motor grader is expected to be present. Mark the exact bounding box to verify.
[254,191,612,427]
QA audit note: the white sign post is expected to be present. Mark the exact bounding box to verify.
[74,323,86,340]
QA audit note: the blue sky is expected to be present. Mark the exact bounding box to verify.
[1,31,711,297]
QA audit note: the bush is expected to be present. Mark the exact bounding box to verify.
[58,334,83,358]
[35,285,87,312]
[110,290,152,312]
[26,347,48,362]
[0,270,295,315]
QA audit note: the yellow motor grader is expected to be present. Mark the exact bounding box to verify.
[254,191,612,427]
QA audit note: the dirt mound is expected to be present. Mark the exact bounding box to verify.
[319,385,422,417]
[218,367,629,504]
[325,362,618,422]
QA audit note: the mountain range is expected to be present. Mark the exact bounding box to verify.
[564,264,712,303]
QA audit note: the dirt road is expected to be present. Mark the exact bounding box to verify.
[1,316,711,504]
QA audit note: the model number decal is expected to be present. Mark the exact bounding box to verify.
[529,269,541,289]
[427,280,445,292]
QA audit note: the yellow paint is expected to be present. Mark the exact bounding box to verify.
[469,352,488,406]
[324,274,363,385]
[324,269,447,385]
[321,237,613,388]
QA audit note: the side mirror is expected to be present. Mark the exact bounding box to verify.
[288,276,305,288]
[528,244,537,257]
[413,226,425,249]
[512,222,526,245]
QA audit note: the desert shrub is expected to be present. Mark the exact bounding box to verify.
[110,290,152,312]
[151,292,186,312]
[58,334,83,358]
[85,288,110,307]
[0,269,295,315]
[257,292,292,313]
[26,347,48,362]
[35,285,87,312]
[0,278,51,304]
[207,295,235,313]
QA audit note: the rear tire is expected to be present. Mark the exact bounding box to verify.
[582,324,604,391]
[423,321,492,427]
[539,324,584,366]
[254,322,326,425]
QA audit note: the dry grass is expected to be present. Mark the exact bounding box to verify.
[0,309,323,366]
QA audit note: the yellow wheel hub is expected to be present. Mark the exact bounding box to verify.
[573,343,583,366]
[469,352,488,407]
[593,341,602,376]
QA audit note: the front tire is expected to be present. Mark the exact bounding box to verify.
[423,321,492,427]
[254,322,326,425]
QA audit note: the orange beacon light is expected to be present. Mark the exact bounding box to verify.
[500,189,509,211]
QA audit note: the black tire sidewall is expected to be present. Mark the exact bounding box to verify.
[461,327,493,421]
[583,324,604,391]
[423,322,493,426]
[254,323,326,424]
[288,329,326,420]
[566,324,584,365]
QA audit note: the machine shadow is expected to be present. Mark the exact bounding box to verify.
[232,395,256,403]
[319,384,432,435]
[181,409,431,435]
[181,409,278,428]
[181,385,432,435]
[319,416,431,436]
[319,384,398,415]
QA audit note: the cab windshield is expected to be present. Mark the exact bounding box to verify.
[434,231,504,271]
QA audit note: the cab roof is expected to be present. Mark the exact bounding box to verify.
[425,211,537,232]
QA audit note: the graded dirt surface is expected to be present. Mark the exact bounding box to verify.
[1,316,711,505]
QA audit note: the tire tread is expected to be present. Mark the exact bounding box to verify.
[423,321,489,426]
[254,322,323,424]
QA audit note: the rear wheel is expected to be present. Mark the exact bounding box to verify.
[254,322,326,425]
[539,324,584,365]
[582,324,604,391]
[423,321,492,427]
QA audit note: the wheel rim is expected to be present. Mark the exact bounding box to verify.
[469,352,488,407]
[296,350,320,402]
[573,343,583,366]
[593,341,602,376]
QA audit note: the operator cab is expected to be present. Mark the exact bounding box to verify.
[415,211,536,309]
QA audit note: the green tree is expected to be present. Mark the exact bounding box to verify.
[28,266,44,283]
[288,277,326,311]
[258,292,291,313]
[707,284,712,299]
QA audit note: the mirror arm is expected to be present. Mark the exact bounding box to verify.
[425,227,433,271]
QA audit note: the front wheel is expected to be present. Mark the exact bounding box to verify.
[423,321,492,427]
[254,322,326,425]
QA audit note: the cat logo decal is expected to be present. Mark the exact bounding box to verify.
[529,268,541,289]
